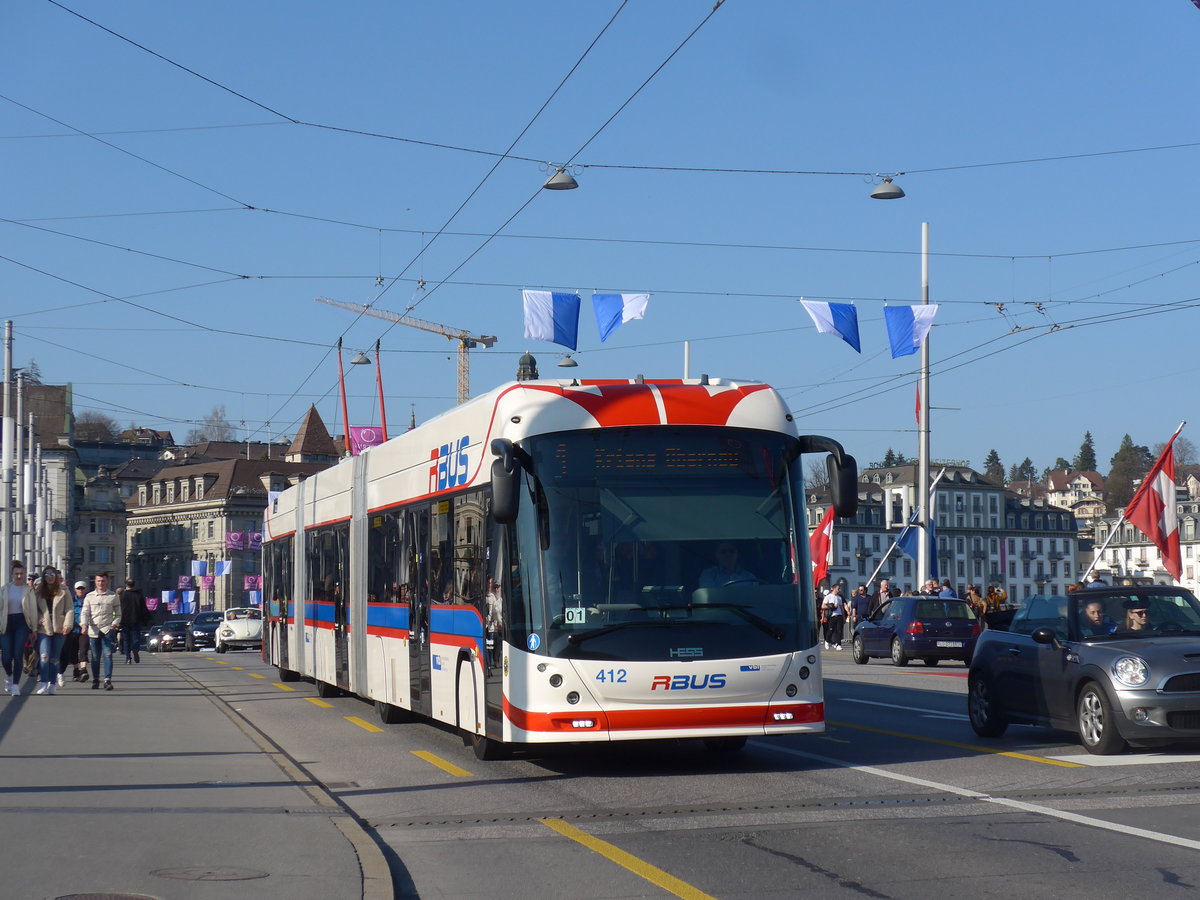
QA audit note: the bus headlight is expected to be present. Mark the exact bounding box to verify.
[566,691,580,705]
[549,674,563,688]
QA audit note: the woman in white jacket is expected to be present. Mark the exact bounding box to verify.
[33,568,74,695]
[0,560,39,697]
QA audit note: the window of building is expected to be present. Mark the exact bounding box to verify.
[166,482,175,503]
[88,546,113,564]
[181,482,189,503]
[152,484,161,504]
[139,486,147,506]
[89,518,111,534]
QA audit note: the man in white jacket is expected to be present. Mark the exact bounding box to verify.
[79,572,121,691]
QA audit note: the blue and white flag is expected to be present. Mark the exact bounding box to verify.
[523,289,581,350]
[800,301,861,353]
[896,514,939,580]
[592,293,649,342]
[183,591,197,615]
[884,304,939,359]
[190,560,207,577]
[214,560,232,577]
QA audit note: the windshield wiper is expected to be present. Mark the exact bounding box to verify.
[567,619,682,646]
[688,603,784,640]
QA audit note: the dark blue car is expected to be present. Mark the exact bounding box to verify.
[851,595,980,666]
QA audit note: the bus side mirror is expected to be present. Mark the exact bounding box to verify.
[827,454,859,519]
[798,435,859,520]
[491,439,520,524]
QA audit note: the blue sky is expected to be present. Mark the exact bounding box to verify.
[4,1,1199,474]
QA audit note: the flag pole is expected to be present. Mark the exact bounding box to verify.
[337,337,352,457]
[917,222,932,585]
[375,339,388,441]
[868,468,947,587]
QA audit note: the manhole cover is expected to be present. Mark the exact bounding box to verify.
[151,866,270,882]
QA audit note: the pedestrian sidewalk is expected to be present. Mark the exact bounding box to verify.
[0,653,391,900]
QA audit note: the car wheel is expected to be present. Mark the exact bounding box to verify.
[890,637,909,667]
[968,673,1008,737]
[277,667,300,683]
[1077,683,1128,755]
[922,657,939,667]
[216,641,226,654]
[315,680,339,698]
[851,635,869,665]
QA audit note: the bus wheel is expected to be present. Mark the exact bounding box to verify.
[315,680,339,698]
[703,736,747,753]
[376,699,410,725]
[470,732,510,761]
[277,667,300,682]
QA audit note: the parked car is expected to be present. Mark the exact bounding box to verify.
[968,586,1200,754]
[145,625,163,653]
[851,595,980,666]
[157,620,189,652]
[215,607,263,653]
[186,611,224,651]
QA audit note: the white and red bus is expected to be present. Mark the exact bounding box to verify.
[262,376,857,758]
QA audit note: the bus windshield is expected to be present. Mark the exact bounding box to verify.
[508,427,814,661]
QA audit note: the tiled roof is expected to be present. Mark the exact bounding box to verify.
[286,406,339,459]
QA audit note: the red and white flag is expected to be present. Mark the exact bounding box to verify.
[810,506,836,591]
[1124,427,1183,581]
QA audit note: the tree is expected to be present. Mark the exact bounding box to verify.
[882,449,896,467]
[805,459,829,491]
[1052,457,1071,472]
[186,405,235,444]
[1072,431,1097,472]
[75,411,120,441]
[1152,435,1197,466]
[1006,458,1037,484]
[1106,434,1153,510]
[982,449,1005,484]
[22,359,41,385]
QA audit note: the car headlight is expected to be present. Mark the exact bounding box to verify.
[1111,656,1149,687]
[220,628,233,637]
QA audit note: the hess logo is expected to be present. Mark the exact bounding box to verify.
[651,674,727,691]
[429,435,470,492]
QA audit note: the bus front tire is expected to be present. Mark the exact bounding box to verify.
[470,732,510,761]
[376,699,410,724]
[703,736,747,753]
[315,680,339,698]
[277,667,300,682]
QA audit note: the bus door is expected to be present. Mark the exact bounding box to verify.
[409,506,432,717]
[333,553,350,689]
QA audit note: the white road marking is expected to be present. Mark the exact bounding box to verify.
[1051,751,1200,767]
[754,741,1200,852]
[840,697,969,721]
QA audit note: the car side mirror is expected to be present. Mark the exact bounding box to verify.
[1031,627,1061,647]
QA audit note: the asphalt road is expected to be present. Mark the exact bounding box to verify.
[168,648,1200,899]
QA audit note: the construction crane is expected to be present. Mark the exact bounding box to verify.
[316,297,497,405]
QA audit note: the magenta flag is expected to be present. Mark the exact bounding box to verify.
[146,595,159,611]
[178,575,193,591]
[350,426,384,456]
[226,531,244,551]
[248,532,263,552]
[244,575,262,590]
[201,575,216,590]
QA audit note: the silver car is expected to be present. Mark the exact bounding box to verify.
[968,586,1200,754]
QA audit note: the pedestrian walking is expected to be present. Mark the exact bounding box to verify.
[849,583,872,628]
[64,580,90,682]
[1,560,38,697]
[822,584,847,650]
[79,572,121,691]
[868,579,893,616]
[119,578,149,664]
[33,567,73,695]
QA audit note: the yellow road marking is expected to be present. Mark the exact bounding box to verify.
[306,697,334,708]
[248,672,265,679]
[346,716,384,733]
[410,750,472,777]
[216,660,229,665]
[273,683,296,691]
[828,720,1083,768]
[539,818,717,900]
[231,666,245,670]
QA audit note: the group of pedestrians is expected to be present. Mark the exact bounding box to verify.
[0,560,149,695]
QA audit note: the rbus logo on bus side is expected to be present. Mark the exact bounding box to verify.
[429,435,470,493]
[651,674,727,690]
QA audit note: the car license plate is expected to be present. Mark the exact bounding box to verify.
[936,640,963,648]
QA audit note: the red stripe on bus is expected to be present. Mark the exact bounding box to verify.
[503,699,823,733]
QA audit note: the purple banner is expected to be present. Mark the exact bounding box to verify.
[226,531,244,551]
[201,575,216,591]
[145,595,159,611]
[177,575,193,591]
[248,531,262,552]
[244,575,262,590]
[350,426,385,456]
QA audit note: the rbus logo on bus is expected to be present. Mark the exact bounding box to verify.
[429,435,470,493]
[650,674,727,690]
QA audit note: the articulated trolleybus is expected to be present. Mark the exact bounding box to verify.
[262,376,857,759]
